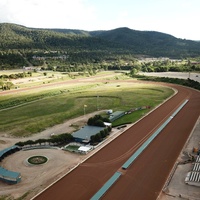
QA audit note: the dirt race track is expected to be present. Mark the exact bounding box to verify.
[32,83,200,200]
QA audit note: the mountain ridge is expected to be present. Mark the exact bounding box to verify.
[0,23,200,68]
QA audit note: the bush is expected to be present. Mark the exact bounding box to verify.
[94,119,105,127]
[15,133,73,146]
[90,127,111,144]
[87,115,110,127]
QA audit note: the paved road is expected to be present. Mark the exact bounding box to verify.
[33,83,200,200]
[140,72,200,82]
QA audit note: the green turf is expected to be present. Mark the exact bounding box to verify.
[0,78,174,137]
[64,145,80,152]
[27,156,48,165]
[112,109,150,127]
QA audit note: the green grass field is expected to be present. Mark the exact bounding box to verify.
[64,145,80,152]
[0,72,174,137]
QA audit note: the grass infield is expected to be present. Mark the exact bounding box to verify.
[0,72,174,137]
[27,156,48,165]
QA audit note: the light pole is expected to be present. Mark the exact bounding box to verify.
[84,104,87,118]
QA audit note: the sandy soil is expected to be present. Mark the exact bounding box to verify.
[0,149,82,198]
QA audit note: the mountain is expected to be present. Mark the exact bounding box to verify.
[0,23,200,68]
[90,27,200,57]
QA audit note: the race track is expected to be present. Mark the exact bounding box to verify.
[33,83,200,200]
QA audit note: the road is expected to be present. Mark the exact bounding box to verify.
[32,83,200,200]
[139,72,200,82]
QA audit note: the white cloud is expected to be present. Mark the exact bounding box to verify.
[0,0,96,29]
[0,0,200,39]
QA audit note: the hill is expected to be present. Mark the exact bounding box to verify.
[90,27,200,57]
[0,23,200,68]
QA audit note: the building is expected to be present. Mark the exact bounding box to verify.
[72,125,105,143]
[185,155,200,187]
[0,145,21,184]
[0,145,21,161]
[109,111,125,122]
[0,167,21,184]
[78,146,93,154]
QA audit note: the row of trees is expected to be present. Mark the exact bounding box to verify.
[0,81,14,90]
[90,127,112,144]
[0,72,33,90]
[1,44,200,73]
[0,72,32,80]
[35,57,200,73]
[87,115,112,144]
[15,133,73,147]
[140,60,200,72]
[129,60,200,76]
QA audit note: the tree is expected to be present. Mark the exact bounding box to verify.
[24,140,35,146]
[90,135,95,143]
[94,133,101,142]
[0,81,4,90]
[107,126,112,132]
[87,115,108,127]
[6,82,14,90]
[130,68,138,76]
[104,128,109,136]
[15,141,25,147]
[35,139,47,145]
[100,130,106,138]
[94,119,105,127]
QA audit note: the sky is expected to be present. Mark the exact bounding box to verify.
[0,0,199,40]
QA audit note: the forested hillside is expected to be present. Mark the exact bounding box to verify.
[0,23,200,69]
[91,27,200,58]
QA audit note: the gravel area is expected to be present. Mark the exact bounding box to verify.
[158,117,200,200]
[0,149,82,199]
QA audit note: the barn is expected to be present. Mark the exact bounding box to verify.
[72,125,105,143]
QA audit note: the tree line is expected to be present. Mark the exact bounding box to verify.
[15,133,73,147]
[0,72,32,90]
[133,75,200,91]
[1,23,200,69]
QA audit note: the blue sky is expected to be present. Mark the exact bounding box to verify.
[0,0,199,40]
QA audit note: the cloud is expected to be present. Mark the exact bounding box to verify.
[0,0,199,39]
[0,0,96,29]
